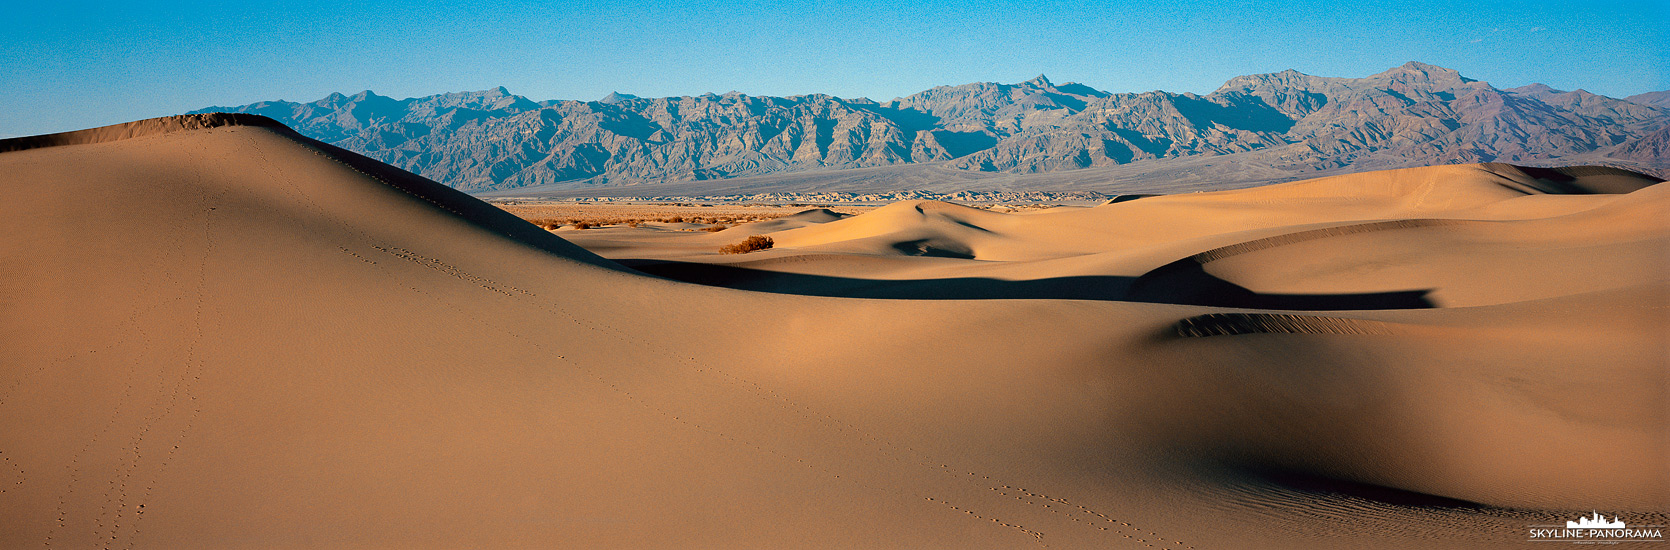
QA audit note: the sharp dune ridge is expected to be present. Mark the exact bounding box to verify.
[0,113,287,153]
[1,115,1665,548]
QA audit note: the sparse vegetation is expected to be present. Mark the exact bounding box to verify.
[719,235,773,254]
[572,221,592,230]
[527,218,564,230]
[500,203,867,233]
[703,224,728,232]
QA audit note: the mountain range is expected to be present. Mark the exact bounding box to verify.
[194,62,1669,193]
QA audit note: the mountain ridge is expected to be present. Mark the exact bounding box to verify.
[192,62,1669,193]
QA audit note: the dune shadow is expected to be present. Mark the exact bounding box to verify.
[889,239,976,259]
[1126,258,1435,310]
[1106,194,1156,204]
[623,259,1435,310]
[1251,468,1487,509]
[1490,163,1665,195]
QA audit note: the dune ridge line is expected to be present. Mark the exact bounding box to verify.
[0,114,288,154]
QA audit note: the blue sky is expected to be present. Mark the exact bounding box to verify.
[2,0,1665,137]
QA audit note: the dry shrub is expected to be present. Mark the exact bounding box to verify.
[719,235,774,254]
[667,216,685,223]
[573,221,592,230]
[626,220,640,228]
[703,224,727,232]
[524,218,563,230]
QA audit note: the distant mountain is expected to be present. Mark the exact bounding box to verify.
[194,63,1669,192]
[1625,90,1670,110]
[598,91,638,104]
[1614,124,1670,163]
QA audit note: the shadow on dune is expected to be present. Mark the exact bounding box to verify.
[623,259,1435,310]
[1489,163,1664,195]
[1125,256,1435,310]
[1253,469,1488,509]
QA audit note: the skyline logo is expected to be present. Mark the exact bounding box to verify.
[1528,512,1664,544]
[1568,511,1626,529]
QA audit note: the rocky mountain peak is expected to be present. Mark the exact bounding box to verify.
[1509,83,1562,95]
[1211,68,1325,94]
[599,91,639,104]
[1373,61,1475,86]
[1625,90,1670,109]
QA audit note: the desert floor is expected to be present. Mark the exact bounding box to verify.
[2,114,1665,548]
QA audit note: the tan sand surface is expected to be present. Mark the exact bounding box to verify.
[1,115,1665,548]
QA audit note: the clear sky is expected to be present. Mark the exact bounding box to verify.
[3,0,1665,137]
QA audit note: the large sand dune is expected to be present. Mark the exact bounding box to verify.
[2,115,1665,548]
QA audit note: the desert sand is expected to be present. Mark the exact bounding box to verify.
[1,114,1664,548]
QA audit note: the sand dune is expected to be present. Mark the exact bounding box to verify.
[621,163,1665,306]
[2,115,1665,548]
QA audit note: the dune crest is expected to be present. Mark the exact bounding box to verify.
[0,113,286,153]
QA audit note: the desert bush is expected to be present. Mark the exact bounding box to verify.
[703,224,727,232]
[573,221,592,230]
[626,220,640,228]
[719,235,774,254]
[666,216,685,223]
[525,218,563,230]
